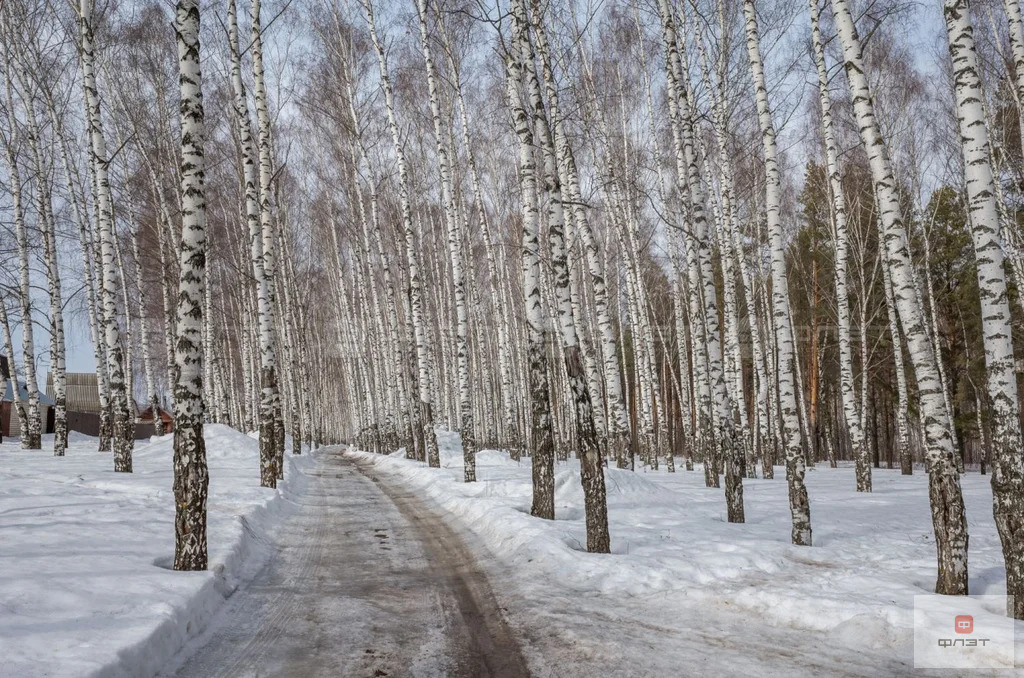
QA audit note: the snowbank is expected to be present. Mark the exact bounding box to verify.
[0,425,315,678]
[350,431,1021,666]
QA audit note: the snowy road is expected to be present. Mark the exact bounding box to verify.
[344,442,967,677]
[165,448,529,678]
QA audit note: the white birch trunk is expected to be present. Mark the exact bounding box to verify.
[360,0,440,466]
[158,200,177,411]
[742,0,811,543]
[921,225,958,471]
[1,73,41,450]
[439,22,521,456]
[47,94,113,450]
[568,22,637,470]
[77,0,133,471]
[336,32,412,451]
[808,0,867,488]
[518,0,610,550]
[0,299,26,442]
[832,0,969,593]
[229,0,278,487]
[944,0,1024,617]
[26,108,68,455]
[21,61,80,428]
[1002,0,1024,154]
[504,22,556,519]
[251,0,285,479]
[414,0,476,481]
[172,0,209,571]
[131,205,161,438]
[657,0,743,519]
[880,242,910,477]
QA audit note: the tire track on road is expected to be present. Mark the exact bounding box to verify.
[170,448,529,678]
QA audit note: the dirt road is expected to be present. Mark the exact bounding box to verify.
[169,449,529,678]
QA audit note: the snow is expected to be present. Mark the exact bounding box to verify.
[0,426,314,678]
[5,424,1020,676]
[349,431,1022,673]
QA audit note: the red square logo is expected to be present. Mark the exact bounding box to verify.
[955,615,974,634]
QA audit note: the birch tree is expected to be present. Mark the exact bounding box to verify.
[742,0,810,544]
[437,16,523,459]
[880,241,911,475]
[943,0,1024,617]
[808,0,867,489]
[1002,0,1024,152]
[1,67,41,450]
[251,0,285,479]
[360,0,441,467]
[29,100,68,457]
[42,78,114,450]
[656,0,744,522]
[831,0,969,594]
[77,0,133,471]
[130,202,161,441]
[506,4,556,520]
[414,0,477,481]
[229,0,278,487]
[172,0,209,571]
[0,295,26,443]
[519,0,610,552]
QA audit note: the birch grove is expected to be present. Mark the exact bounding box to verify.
[0,0,1023,617]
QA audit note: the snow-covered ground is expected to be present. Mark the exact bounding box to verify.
[350,433,1023,674]
[5,424,1020,676]
[0,426,314,678]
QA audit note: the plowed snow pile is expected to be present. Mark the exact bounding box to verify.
[0,426,313,678]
